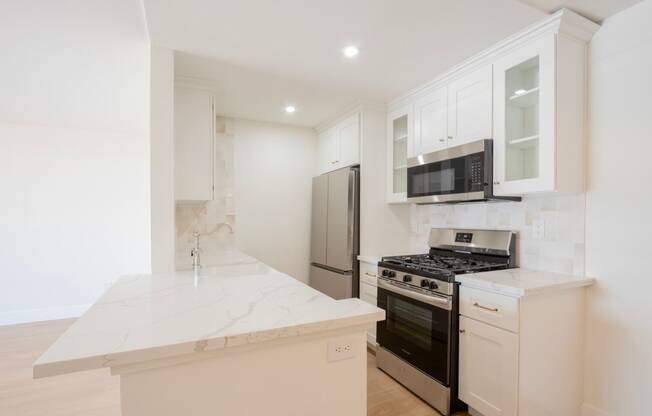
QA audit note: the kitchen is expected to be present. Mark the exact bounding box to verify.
[1,1,651,416]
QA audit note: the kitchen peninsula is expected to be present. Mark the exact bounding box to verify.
[33,252,384,416]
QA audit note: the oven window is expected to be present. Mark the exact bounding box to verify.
[386,296,435,350]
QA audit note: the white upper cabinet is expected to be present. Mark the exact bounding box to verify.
[447,65,493,147]
[410,65,492,158]
[387,105,411,203]
[389,9,596,199]
[318,113,360,174]
[318,128,338,174]
[337,114,360,168]
[412,86,448,157]
[493,35,555,195]
[174,87,214,202]
[493,31,588,196]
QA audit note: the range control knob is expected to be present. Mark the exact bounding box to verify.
[403,275,412,282]
[429,281,439,290]
[381,269,389,277]
[420,279,430,288]
[388,271,396,278]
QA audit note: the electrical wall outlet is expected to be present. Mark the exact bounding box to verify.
[532,219,545,240]
[327,337,357,362]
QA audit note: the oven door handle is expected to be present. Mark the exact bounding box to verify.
[378,279,452,310]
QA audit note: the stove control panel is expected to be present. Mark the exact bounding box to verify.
[376,267,453,297]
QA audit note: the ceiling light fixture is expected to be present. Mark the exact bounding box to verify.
[285,105,296,113]
[342,45,359,58]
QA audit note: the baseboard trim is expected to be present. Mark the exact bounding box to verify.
[0,304,90,326]
[582,403,611,416]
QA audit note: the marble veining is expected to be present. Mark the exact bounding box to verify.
[456,268,596,298]
[33,251,384,378]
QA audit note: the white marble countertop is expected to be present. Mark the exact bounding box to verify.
[455,268,596,298]
[34,252,385,378]
[357,255,381,264]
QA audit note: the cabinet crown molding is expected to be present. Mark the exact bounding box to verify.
[388,8,599,111]
[315,99,386,133]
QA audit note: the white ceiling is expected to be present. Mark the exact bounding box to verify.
[517,0,641,22]
[143,0,637,127]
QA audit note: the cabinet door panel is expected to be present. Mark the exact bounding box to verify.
[459,316,518,416]
[413,87,447,156]
[387,105,411,203]
[448,65,493,146]
[493,34,555,195]
[318,129,337,174]
[337,114,360,168]
[174,87,214,201]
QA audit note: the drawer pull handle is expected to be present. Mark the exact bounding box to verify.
[473,302,499,312]
[364,272,377,277]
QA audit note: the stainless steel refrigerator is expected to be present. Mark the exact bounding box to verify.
[309,167,359,299]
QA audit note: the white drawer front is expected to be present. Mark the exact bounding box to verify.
[460,286,519,333]
[359,262,378,286]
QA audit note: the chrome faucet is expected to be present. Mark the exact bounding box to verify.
[191,231,202,269]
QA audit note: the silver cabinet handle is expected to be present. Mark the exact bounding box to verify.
[448,136,453,140]
[493,181,500,185]
[364,272,377,278]
[439,138,445,142]
[473,302,499,312]
[331,160,339,164]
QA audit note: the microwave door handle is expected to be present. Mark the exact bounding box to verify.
[378,279,452,310]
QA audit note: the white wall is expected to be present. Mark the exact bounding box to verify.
[359,109,414,257]
[0,0,151,325]
[233,119,317,283]
[584,1,652,414]
[150,47,176,273]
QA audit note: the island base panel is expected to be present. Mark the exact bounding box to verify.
[119,331,368,416]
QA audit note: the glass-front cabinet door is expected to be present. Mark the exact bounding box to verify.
[386,105,412,203]
[493,34,555,195]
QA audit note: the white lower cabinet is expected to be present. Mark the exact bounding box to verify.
[358,260,378,347]
[458,284,587,416]
[459,316,518,416]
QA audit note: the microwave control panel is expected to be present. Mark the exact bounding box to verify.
[470,154,484,191]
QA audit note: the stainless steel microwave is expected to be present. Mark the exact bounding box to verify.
[406,139,520,204]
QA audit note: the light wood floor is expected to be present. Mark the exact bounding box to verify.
[0,319,466,416]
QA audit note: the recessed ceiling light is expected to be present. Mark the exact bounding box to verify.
[343,45,359,58]
[285,105,296,113]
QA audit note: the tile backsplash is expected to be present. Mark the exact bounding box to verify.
[408,193,586,276]
[175,117,236,268]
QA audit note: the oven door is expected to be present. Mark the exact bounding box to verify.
[407,139,490,203]
[376,279,452,386]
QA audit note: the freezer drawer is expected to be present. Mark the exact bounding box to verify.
[310,265,353,300]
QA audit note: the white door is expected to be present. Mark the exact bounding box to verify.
[174,87,214,201]
[412,86,447,157]
[459,316,519,416]
[493,34,555,196]
[336,114,360,168]
[318,128,338,173]
[447,65,493,147]
[386,105,411,203]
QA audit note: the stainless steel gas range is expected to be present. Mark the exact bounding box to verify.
[375,228,516,416]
